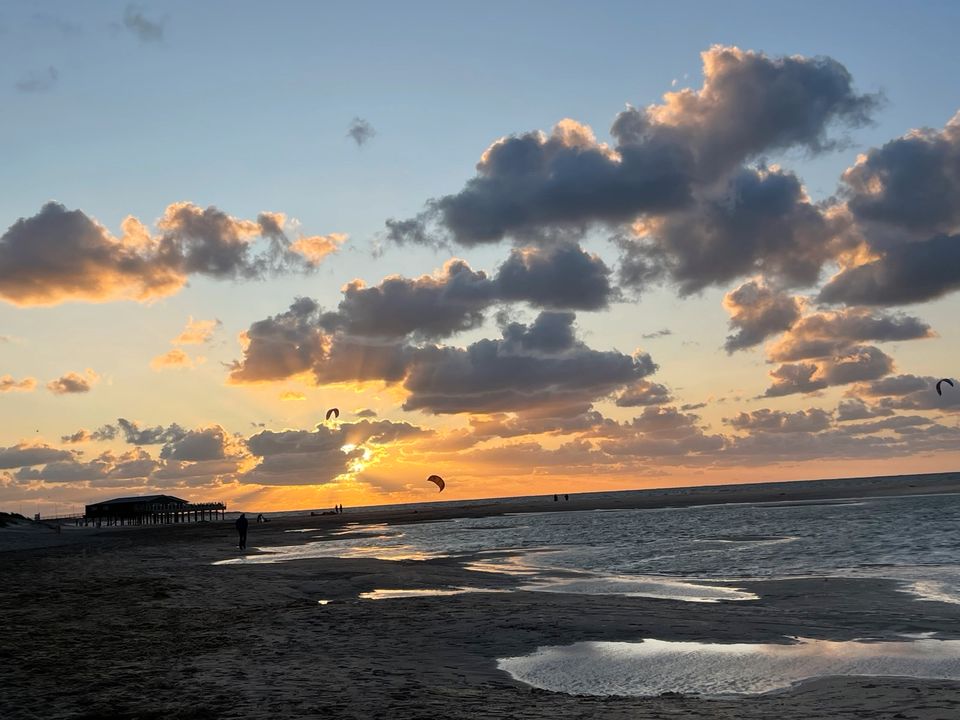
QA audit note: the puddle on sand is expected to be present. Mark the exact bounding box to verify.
[520,575,758,603]
[359,587,506,600]
[498,636,960,696]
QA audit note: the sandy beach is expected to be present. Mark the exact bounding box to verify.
[4,474,960,719]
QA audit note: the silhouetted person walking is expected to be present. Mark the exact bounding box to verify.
[236,513,248,550]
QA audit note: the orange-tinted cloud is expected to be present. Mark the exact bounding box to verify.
[46,369,98,395]
[0,202,341,307]
[0,375,36,393]
[173,317,221,345]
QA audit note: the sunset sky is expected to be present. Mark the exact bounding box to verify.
[3,0,960,515]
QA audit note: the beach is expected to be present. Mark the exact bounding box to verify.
[4,474,960,719]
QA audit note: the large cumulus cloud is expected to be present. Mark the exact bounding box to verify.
[0,202,341,306]
[231,305,657,417]
[388,47,876,252]
[819,112,960,306]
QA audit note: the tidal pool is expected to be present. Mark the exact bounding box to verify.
[498,637,960,696]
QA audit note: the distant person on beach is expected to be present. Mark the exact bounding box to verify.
[553,494,558,502]
[256,513,264,523]
[565,494,569,501]
[236,513,248,550]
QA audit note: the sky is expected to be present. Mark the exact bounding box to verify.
[2,0,960,515]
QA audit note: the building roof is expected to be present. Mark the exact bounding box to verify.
[88,495,188,507]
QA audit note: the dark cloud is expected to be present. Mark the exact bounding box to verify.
[843,113,960,236]
[387,46,876,249]
[600,406,724,458]
[232,301,659,417]
[818,113,960,307]
[47,370,97,395]
[722,280,802,353]
[840,415,931,435]
[764,345,894,397]
[0,202,330,307]
[495,243,614,310]
[726,408,832,433]
[15,66,58,93]
[835,398,894,421]
[244,420,424,486]
[818,233,960,306]
[633,167,844,295]
[767,309,934,362]
[159,427,228,462]
[0,444,73,469]
[323,260,494,339]
[117,419,187,445]
[641,328,672,339]
[355,409,378,418]
[347,117,376,147]
[615,380,673,407]
[851,374,960,412]
[123,5,164,43]
[402,313,656,415]
[60,425,118,444]
[14,449,160,485]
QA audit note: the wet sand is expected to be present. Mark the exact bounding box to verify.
[4,475,960,719]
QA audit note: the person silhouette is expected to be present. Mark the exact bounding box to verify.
[236,513,248,550]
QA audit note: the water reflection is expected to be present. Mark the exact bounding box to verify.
[499,636,960,696]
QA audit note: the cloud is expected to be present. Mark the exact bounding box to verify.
[60,425,118,444]
[850,374,960,412]
[15,66,58,93]
[615,380,673,407]
[280,391,306,401]
[401,313,657,415]
[122,4,164,43]
[494,243,614,310]
[818,113,960,307]
[347,118,376,147]
[0,444,73,469]
[355,408,378,418]
[843,111,960,237]
[722,279,802,353]
[0,375,36,393]
[0,202,336,307]
[387,46,876,248]
[767,308,934,362]
[231,305,658,417]
[159,427,229,462]
[630,166,846,295]
[324,260,495,340]
[14,448,160,485]
[150,348,200,370]
[244,420,425,486]
[763,345,894,397]
[641,328,672,339]
[116,418,187,445]
[835,398,893,422]
[840,415,931,435]
[726,408,832,433]
[600,406,724,458]
[173,317,221,345]
[47,369,98,395]
[818,232,960,306]
[290,233,347,265]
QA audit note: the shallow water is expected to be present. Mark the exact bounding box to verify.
[223,493,960,603]
[497,637,960,696]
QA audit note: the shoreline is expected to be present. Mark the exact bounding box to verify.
[4,475,960,718]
